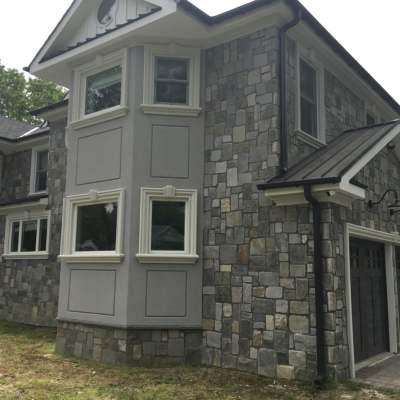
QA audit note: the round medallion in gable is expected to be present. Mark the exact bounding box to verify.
[97,0,117,26]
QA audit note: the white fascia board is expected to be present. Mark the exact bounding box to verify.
[29,0,83,75]
[341,123,400,187]
[264,183,363,208]
[0,198,49,216]
[30,1,291,86]
[30,5,177,81]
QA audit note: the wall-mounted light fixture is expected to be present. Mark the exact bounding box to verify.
[368,189,400,215]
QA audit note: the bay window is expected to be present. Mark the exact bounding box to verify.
[59,189,124,263]
[137,186,198,264]
[71,50,128,129]
[142,45,201,117]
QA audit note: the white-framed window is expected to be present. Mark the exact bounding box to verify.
[136,186,198,264]
[59,188,125,263]
[71,49,128,129]
[141,45,201,117]
[295,46,326,147]
[30,146,49,195]
[3,210,50,260]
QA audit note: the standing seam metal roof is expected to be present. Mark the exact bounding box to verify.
[258,120,400,190]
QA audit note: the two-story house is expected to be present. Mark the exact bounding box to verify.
[3,0,399,382]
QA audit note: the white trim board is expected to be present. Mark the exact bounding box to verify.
[136,185,199,264]
[59,188,125,264]
[344,223,399,379]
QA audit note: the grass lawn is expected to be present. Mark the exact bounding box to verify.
[0,321,398,399]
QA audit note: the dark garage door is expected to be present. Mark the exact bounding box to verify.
[350,239,389,363]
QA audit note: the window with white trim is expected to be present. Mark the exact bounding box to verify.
[3,211,50,259]
[137,186,198,264]
[71,50,128,129]
[155,57,189,105]
[30,146,48,195]
[142,45,201,117]
[85,65,122,115]
[295,46,326,146]
[60,189,125,263]
[300,59,318,137]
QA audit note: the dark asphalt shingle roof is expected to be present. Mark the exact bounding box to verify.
[258,120,400,190]
[0,117,37,140]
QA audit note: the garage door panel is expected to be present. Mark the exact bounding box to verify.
[350,239,389,363]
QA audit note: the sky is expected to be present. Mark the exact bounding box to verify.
[0,0,399,103]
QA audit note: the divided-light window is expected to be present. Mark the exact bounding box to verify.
[300,59,318,137]
[154,57,189,105]
[85,65,122,115]
[8,216,49,256]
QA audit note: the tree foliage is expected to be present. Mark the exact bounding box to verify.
[0,61,65,124]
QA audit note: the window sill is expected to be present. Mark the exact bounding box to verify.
[2,253,49,260]
[136,253,199,264]
[28,191,48,197]
[70,106,129,130]
[58,254,125,264]
[295,130,326,149]
[141,104,202,117]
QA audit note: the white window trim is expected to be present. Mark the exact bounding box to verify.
[59,188,125,264]
[295,45,326,146]
[70,49,129,130]
[136,186,198,264]
[29,145,49,196]
[141,45,202,117]
[3,210,51,260]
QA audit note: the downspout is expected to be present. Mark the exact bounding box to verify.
[279,8,302,174]
[304,185,326,383]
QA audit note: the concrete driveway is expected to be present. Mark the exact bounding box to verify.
[356,355,400,390]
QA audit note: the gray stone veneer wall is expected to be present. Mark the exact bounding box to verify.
[201,27,319,380]
[201,25,399,382]
[0,150,32,203]
[57,322,203,366]
[0,119,66,326]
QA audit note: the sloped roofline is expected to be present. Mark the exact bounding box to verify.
[177,0,400,114]
[26,0,400,114]
[258,119,400,191]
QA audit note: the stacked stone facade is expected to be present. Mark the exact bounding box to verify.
[202,26,312,379]
[57,322,202,366]
[0,119,66,326]
[201,23,400,382]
